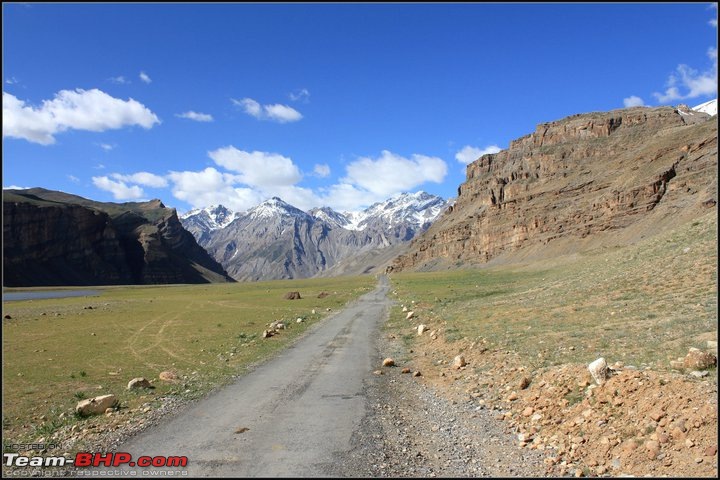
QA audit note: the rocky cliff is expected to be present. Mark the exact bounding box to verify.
[3,188,235,286]
[390,105,718,271]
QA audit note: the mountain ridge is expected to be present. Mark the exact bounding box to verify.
[180,191,451,281]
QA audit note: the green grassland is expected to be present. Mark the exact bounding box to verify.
[388,210,717,373]
[2,275,375,445]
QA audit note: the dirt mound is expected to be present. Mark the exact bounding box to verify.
[404,334,718,477]
[284,291,301,300]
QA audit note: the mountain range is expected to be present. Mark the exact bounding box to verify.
[180,192,450,281]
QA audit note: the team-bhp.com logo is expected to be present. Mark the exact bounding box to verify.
[5,452,188,472]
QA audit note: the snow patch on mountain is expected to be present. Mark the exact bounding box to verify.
[692,98,717,116]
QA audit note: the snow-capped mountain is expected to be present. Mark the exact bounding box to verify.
[180,205,242,246]
[180,191,450,281]
[308,206,351,229]
[248,197,311,221]
[692,98,717,116]
[346,191,448,231]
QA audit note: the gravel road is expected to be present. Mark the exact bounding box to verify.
[91,276,392,477]
[85,276,547,477]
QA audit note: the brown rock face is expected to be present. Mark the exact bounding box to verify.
[391,106,717,271]
[3,188,235,286]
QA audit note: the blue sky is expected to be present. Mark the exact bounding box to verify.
[3,2,717,214]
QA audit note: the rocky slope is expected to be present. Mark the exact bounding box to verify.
[391,104,718,272]
[182,192,450,281]
[3,188,235,286]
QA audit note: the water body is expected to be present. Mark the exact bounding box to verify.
[3,290,101,302]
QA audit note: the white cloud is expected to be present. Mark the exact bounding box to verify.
[4,185,32,190]
[109,76,129,85]
[5,77,19,85]
[94,163,106,169]
[232,97,303,123]
[111,172,168,188]
[176,111,214,122]
[653,46,718,103]
[342,150,448,197]
[623,95,645,108]
[710,18,718,28]
[168,167,262,211]
[92,176,144,200]
[3,89,160,145]
[313,163,331,178]
[289,88,310,102]
[208,146,302,187]
[67,175,80,183]
[98,143,114,151]
[322,183,380,212]
[139,71,152,84]
[454,145,502,165]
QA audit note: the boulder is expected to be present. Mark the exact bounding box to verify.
[159,371,178,382]
[76,394,118,416]
[284,291,301,300]
[683,348,717,369]
[382,358,395,367]
[127,377,152,390]
[588,357,609,385]
[453,355,467,369]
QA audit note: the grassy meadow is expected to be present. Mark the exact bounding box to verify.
[387,210,717,373]
[2,275,375,446]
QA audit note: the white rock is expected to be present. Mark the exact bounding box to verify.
[417,324,427,336]
[588,357,609,385]
[127,377,152,390]
[402,306,408,312]
[453,355,467,369]
[296,318,304,323]
[406,311,415,320]
[76,394,117,416]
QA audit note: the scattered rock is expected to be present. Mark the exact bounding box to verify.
[296,318,304,323]
[417,324,427,336]
[519,376,531,390]
[507,391,519,401]
[235,427,249,434]
[284,291,302,300]
[276,322,286,330]
[311,309,316,314]
[401,368,411,374]
[522,407,534,417]
[262,329,274,338]
[413,371,422,377]
[705,446,717,457]
[76,394,118,416]
[453,355,466,369]
[402,306,408,312]
[4,315,11,319]
[683,348,716,369]
[373,370,384,376]
[317,292,329,299]
[127,377,153,390]
[382,358,395,367]
[588,357,609,385]
[689,370,709,378]
[406,311,415,320]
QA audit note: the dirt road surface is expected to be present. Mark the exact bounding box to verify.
[92,276,392,477]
